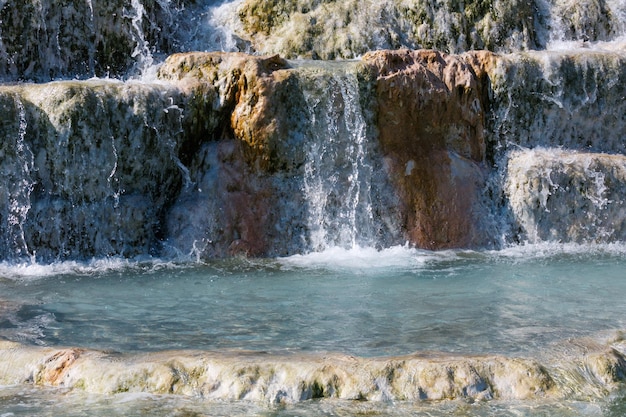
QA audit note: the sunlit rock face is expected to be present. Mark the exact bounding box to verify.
[237,0,547,59]
[158,52,311,257]
[235,0,626,59]
[158,52,405,257]
[158,50,497,254]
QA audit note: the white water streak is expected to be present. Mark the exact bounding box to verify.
[128,0,154,76]
[7,95,35,261]
[302,70,373,251]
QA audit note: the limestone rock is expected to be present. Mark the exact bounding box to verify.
[0,81,186,261]
[487,50,626,156]
[158,51,299,170]
[0,0,196,80]
[159,50,499,253]
[506,148,626,243]
[236,0,549,59]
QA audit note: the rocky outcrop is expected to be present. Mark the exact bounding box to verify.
[158,50,498,252]
[237,0,548,59]
[3,0,624,81]
[0,81,186,261]
[0,0,199,80]
[157,52,301,170]
[2,46,625,260]
[151,48,626,253]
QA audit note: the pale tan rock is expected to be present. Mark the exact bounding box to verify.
[2,337,625,403]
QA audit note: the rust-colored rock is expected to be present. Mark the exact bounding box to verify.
[36,349,82,385]
[364,49,491,249]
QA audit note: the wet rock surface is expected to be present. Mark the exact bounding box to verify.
[2,334,625,402]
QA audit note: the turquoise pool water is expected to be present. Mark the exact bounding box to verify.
[1,243,625,416]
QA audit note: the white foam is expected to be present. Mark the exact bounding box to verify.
[547,37,626,53]
[1,241,625,281]
[490,241,626,260]
[278,241,626,273]
[0,256,182,281]
[277,244,461,272]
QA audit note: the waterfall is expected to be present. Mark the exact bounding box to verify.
[0,0,623,261]
[547,0,626,48]
[3,3,626,416]
[181,0,247,53]
[0,81,188,262]
[301,66,374,250]
[505,148,626,243]
[482,45,626,245]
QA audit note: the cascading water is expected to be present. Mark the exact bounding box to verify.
[505,148,626,243]
[1,1,626,416]
[0,94,35,261]
[484,44,626,245]
[546,0,626,48]
[126,0,153,76]
[0,80,188,262]
[301,66,378,250]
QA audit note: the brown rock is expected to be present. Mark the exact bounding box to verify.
[159,50,498,254]
[363,49,490,249]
